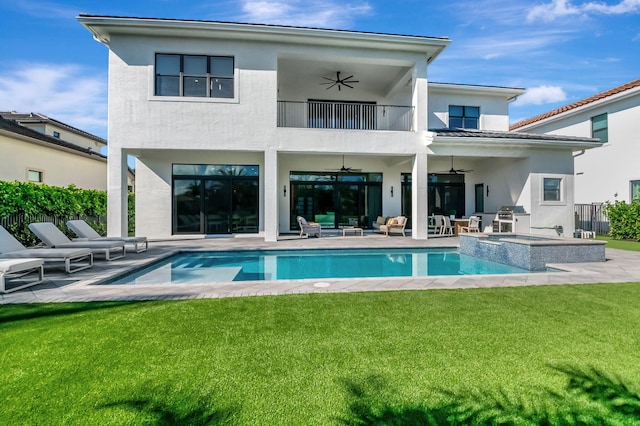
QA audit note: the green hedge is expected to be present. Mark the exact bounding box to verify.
[604,200,640,241]
[0,181,135,246]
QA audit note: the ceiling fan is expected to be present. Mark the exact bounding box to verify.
[327,156,362,173]
[434,156,474,174]
[320,71,359,91]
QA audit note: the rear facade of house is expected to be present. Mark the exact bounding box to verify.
[79,15,601,241]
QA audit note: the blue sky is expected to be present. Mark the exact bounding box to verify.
[0,0,639,140]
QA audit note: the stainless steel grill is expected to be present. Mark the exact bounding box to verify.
[496,206,528,233]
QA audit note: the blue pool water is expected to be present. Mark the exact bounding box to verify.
[104,248,532,285]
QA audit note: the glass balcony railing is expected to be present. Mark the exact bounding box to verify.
[277,100,414,131]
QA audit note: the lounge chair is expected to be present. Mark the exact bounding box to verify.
[28,222,126,261]
[380,216,407,237]
[0,225,93,273]
[460,216,481,233]
[297,216,321,238]
[440,216,454,236]
[0,258,44,293]
[67,220,148,253]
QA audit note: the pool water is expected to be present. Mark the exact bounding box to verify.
[104,248,532,285]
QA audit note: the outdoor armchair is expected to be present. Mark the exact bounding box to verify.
[297,216,321,238]
[29,222,126,261]
[0,225,93,274]
[460,216,481,233]
[380,216,407,237]
[67,220,148,253]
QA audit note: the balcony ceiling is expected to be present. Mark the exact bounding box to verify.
[278,57,411,97]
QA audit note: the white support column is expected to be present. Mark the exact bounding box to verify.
[107,148,128,237]
[412,152,429,239]
[264,148,279,242]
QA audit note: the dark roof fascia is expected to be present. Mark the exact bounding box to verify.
[0,112,107,145]
[0,117,107,160]
[77,14,450,42]
[430,128,603,149]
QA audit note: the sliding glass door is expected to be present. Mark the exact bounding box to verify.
[173,165,259,234]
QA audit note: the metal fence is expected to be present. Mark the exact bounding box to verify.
[0,213,106,230]
[277,101,414,131]
[574,203,609,235]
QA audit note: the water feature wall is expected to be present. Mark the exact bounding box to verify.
[459,234,606,271]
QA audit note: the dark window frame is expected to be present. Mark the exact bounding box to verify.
[449,105,480,129]
[155,53,235,99]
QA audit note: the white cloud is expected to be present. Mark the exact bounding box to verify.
[527,0,640,22]
[1,0,80,20]
[0,62,107,137]
[239,0,372,28]
[512,85,567,106]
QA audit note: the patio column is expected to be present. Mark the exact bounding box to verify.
[264,148,279,242]
[412,152,429,239]
[107,147,128,237]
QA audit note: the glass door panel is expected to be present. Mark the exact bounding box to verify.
[174,179,202,233]
[205,179,231,234]
[232,179,258,233]
[313,184,335,227]
[338,184,360,227]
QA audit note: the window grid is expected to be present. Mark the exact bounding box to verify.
[591,113,608,142]
[449,105,480,129]
[155,54,234,98]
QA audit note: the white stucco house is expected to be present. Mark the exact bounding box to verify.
[511,78,640,204]
[78,15,601,241]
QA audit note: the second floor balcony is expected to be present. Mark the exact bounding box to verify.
[277,100,414,131]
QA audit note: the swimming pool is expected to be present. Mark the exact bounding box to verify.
[104,248,533,285]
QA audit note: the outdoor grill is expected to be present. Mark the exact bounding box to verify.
[496,205,528,233]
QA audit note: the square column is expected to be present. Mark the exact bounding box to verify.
[107,148,129,237]
[264,148,279,242]
[412,152,429,239]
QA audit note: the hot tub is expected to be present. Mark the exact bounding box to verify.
[459,233,606,271]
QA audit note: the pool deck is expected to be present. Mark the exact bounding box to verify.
[2,232,640,304]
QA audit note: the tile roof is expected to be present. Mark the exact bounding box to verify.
[0,111,107,145]
[510,78,640,130]
[431,128,600,143]
[0,117,107,159]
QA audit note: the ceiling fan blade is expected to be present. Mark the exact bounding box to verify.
[322,76,336,82]
[343,79,359,84]
[342,83,354,89]
[325,82,338,90]
[341,74,354,81]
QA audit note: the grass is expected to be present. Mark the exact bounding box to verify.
[597,235,640,252]
[2,284,640,425]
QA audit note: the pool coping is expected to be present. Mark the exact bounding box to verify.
[1,234,639,303]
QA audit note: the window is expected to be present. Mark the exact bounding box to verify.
[53,131,60,138]
[27,169,43,183]
[591,113,608,142]
[543,177,562,202]
[155,54,234,98]
[449,105,479,129]
[631,180,640,201]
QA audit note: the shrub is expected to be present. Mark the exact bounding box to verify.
[604,200,640,241]
[0,181,136,246]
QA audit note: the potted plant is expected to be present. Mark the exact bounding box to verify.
[448,209,457,220]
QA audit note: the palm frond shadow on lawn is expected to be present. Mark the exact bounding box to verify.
[98,385,238,426]
[337,366,640,425]
[0,301,140,325]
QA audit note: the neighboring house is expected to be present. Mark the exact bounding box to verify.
[78,15,601,241]
[0,114,135,191]
[510,78,640,204]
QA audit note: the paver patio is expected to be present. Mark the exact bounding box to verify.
[2,233,639,304]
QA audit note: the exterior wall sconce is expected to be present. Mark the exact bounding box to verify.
[390,186,394,197]
[283,185,287,197]
[486,185,489,197]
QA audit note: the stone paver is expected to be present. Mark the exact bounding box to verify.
[1,232,639,304]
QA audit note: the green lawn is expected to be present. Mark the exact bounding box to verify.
[2,284,640,425]
[598,236,640,252]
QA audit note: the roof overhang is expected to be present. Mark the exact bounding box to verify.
[77,15,451,61]
[429,82,525,102]
[429,129,603,150]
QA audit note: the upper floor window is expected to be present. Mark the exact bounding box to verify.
[631,180,640,201]
[155,54,234,98]
[591,113,608,142]
[449,105,479,129]
[53,131,60,138]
